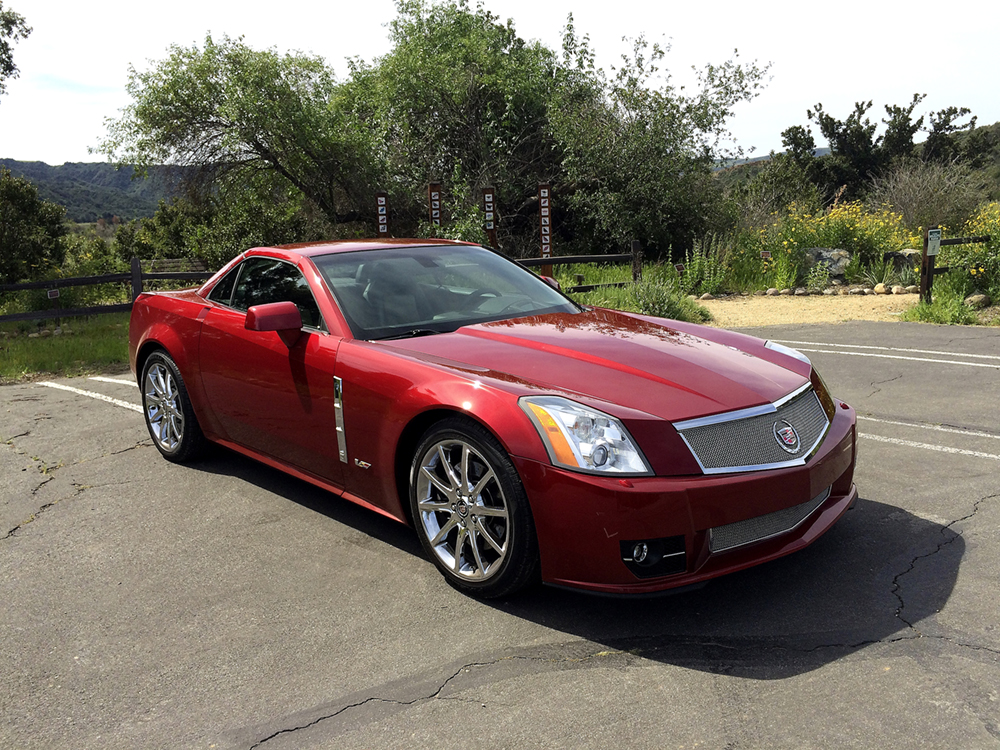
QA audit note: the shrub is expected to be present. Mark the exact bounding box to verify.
[570,280,711,323]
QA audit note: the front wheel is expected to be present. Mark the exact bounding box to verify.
[141,350,206,463]
[410,418,539,598]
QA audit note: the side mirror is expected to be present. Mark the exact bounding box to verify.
[541,275,561,291]
[246,301,302,346]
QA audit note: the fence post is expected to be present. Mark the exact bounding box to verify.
[631,240,643,282]
[130,257,143,302]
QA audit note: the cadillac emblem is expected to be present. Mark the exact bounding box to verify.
[772,419,801,454]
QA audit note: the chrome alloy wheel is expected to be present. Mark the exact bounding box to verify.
[415,439,510,581]
[143,361,185,453]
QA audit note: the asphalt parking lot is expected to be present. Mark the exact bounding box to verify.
[2,320,999,749]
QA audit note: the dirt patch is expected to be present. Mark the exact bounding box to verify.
[698,293,920,328]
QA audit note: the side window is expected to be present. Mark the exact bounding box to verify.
[207,265,239,306]
[231,257,324,329]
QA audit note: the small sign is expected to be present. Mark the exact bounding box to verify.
[927,228,942,257]
[47,289,60,299]
[482,187,498,245]
[674,264,685,274]
[427,183,442,226]
[376,191,389,234]
[538,184,552,258]
[759,251,772,260]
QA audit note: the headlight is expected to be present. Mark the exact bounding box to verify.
[764,340,811,364]
[519,396,652,475]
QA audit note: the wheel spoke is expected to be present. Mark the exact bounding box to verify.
[429,514,459,547]
[473,503,506,518]
[438,445,460,490]
[452,527,468,572]
[468,528,487,573]
[470,470,495,500]
[460,445,470,492]
[421,465,456,501]
[417,497,451,513]
[474,518,506,555]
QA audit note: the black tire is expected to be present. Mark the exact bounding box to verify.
[140,350,206,463]
[410,417,540,598]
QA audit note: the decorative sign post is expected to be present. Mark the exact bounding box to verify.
[427,183,442,227]
[376,192,389,236]
[920,227,941,303]
[538,184,552,277]
[482,187,497,248]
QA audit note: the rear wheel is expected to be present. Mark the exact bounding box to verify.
[410,418,539,598]
[141,350,206,463]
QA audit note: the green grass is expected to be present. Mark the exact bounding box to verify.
[0,313,131,384]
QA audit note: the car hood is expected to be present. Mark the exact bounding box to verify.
[381,308,807,422]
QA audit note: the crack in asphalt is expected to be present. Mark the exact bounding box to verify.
[4,477,89,540]
[110,441,153,456]
[866,373,902,398]
[247,651,620,748]
[892,492,996,636]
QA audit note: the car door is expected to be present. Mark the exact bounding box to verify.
[199,256,344,488]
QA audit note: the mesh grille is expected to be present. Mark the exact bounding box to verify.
[678,389,829,473]
[710,485,832,553]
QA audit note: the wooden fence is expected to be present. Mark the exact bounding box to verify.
[1,244,645,324]
[0,258,213,324]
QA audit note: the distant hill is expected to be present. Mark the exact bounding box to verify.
[0,159,179,222]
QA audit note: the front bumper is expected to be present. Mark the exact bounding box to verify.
[515,403,857,594]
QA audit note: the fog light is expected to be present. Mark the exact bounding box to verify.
[632,542,648,563]
[592,443,610,467]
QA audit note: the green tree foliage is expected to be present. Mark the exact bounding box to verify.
[0,1,30,100]
[0,168,66,283]
[100,0,768,259]
[551,32,768,255]
[784,96,980,204]
[98,35,382,226]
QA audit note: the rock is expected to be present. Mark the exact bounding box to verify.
[863,288,876,295]
[766,288,780,296]
[848,287,863,295]
[891,285,905,295]
[823,288,836,295]
[804,248,852,277]
[905,285,919,294]
[28,332,40,338]
[831,278,843,286]
[964,293,991,309]
[883,249,922,273]
[39,329,53,338]
[779,288,793,296]
[754,289,766,296]
[794,288,808,296]
[699,293,715,300]
[838,288,851,295]
[874,283,888,294]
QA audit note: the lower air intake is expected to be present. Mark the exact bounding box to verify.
[709,485,832,553]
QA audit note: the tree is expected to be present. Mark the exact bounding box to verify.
[98,35,382,226]
[0,168,66,283]
[0,1,30,100]
[551,33,769,254]
[343,0,565,250]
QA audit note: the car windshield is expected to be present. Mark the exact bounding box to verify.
[313,244,580,340]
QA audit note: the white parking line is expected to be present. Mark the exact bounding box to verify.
[858,416,1000,441]
[38,382,143,413]
[89,376,138,387]
[774,339,1000,361]
[793,347,1000,369]
[859,433,1000,461]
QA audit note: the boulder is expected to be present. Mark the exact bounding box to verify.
[891,285,905,295]
[874,283,888,294]
[766,288,780,296]
[804,248,852,277]
[964,293,992,309]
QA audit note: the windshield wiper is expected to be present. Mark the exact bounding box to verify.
[378,328,442,341]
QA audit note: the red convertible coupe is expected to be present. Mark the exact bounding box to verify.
[129,239,857,598]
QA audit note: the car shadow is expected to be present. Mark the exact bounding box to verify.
[188,450,961,679]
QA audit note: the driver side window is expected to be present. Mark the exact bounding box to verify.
[231,257,324,329]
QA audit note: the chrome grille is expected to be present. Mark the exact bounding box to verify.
[675,385,829,474]
[710,485,832,553]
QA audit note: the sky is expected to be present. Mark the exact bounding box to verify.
[1,0,997,165]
